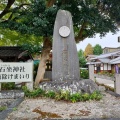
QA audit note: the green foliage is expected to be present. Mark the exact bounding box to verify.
[93,44,103,55]
[70,93,82,103]
[1,83,16,90]
[90,91,102,100]
[55,90,70,101]
[82,93,90,101]
[22,86,45,98]
[0,28,43,46]
[13,107,17,111]
[78,49,86,67]
[80,69,89,79]
[22,86,103,102]
[45,91,56,99]
[0,0,57,37]
[21,43,42,55]
[0,0,120,44]
[0,106,7,112]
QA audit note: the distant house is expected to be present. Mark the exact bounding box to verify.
[86,55,98,62]
[87,50,120,73]
[103,47,120,54]
[0,46,33,62]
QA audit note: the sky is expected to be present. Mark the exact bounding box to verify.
[76,31,120,51]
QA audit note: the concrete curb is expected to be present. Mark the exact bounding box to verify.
[106,91,120,97]
[0,97,24,120]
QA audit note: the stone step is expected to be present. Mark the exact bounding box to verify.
[0,90,24,99]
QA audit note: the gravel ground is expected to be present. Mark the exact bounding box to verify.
[0,99,16,110]
[3,92,120,120]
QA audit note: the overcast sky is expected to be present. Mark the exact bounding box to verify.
[76,31,120,51]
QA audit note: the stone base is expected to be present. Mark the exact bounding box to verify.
[39,79,99,94]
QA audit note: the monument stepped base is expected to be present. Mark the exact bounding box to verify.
[39,79,99,94]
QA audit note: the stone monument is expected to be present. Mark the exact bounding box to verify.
[40,10,99,94]
[52,10,80,82]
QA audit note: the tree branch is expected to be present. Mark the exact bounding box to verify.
[47,0,56,7]
[75,22,88,42]
[0,0,15,19]
[1,2,30,21]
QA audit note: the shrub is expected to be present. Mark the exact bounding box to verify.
[2,83,16,90]
[70,93,82,103]
[45,91,55,99]
[55,90,70,101]
[97,71,114,77]
[0,106,7,112]
[80,69,89,79]
[22,86,46,98]
[22,87,103,102]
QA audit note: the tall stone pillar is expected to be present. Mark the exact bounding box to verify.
[40,10,99,94]
[52,10,80,82]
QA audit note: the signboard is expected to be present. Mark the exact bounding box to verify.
[0,62,33,82]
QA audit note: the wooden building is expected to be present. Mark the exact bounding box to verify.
[87,50,120,73]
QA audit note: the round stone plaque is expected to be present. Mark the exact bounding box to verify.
[59,26,70,37]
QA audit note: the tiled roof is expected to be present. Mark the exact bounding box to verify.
[0,46,25,57]
[99,58,110,63]
[93,50,120,59]
[109,56,120,64]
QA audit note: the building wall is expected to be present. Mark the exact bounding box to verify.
[103,47,120,54]
[94,63,112,73]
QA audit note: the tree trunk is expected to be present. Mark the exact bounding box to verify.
[35,37,52,87]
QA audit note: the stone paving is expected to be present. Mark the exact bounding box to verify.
[96,78,114,88]
[3,92,120,120]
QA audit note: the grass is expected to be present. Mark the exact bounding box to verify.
[0,106,7,112]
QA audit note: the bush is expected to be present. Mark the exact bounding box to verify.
[2,83,16,90]
[97,71,114,77]
[22,87,103,102]
[80,69,89,79]
[22,86,45,98]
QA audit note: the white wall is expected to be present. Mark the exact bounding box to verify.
[104,64,107,70]
[108,64,111,70]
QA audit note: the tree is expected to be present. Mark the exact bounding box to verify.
[93,44,103,55]
[78,49,86,68]
[84,43,93,57]
[0,28,42,46]
[1,0,120,86]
